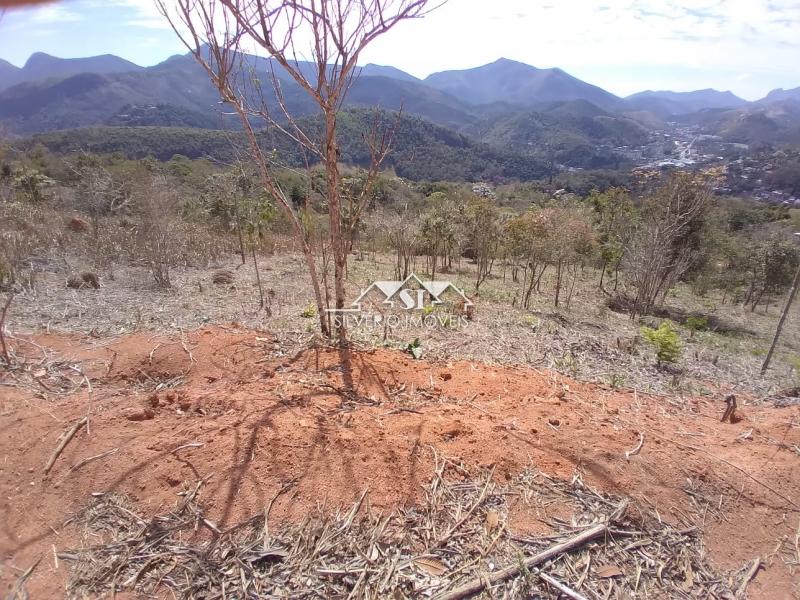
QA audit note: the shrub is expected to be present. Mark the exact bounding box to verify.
[641,321,681,365]
[406,338,422,359]
[300,304,317,318]
[685,315,709,332]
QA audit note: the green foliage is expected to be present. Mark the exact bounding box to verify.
[641,322,682,365]
[608,373,626,389]
[11,166,54,203]
[743,237,800,309]
[406,338,423,360]
[24,107,555,184]
[300,304,317,319]
[684,315,709,332]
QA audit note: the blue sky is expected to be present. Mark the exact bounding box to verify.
[1,0,799,100]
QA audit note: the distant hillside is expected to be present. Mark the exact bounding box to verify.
[677,100,800,144]
[625,89,747,117]
[0,59,21,89]
[24,109,550,182]
[4,49,800,162]
[107,104,222,129]
[0,53,477,134]
[424,58,622,111]
[357,64,419,82]
[471,100,649,169]
[758,87,800,104]
[0,52,142,93]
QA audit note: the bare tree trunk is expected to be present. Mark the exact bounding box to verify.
[324,112,347,343]
[761,261,800,374]
[251,244,266,311]
[237,220,246,265]
[599,259,607,291]
[554,259,563,307]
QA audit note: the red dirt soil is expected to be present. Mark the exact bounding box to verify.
[1,325,798,598]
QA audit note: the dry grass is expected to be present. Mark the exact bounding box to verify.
[58,452,739,600]
[5,246,800,399]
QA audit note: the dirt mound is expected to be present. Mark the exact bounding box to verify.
[1,326,798,598]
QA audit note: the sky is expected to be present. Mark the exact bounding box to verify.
[0,0,798,101]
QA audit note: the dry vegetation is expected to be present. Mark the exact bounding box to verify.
[2,104,800,600]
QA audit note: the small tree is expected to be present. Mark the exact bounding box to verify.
[417,192,458,280]
[134,174,179,288]
[12,167,54,204]
[625,173,713,319]
[158,0,436,341]
[641,321,681,365]
[742,237,800,311]
[463,196,499,292]
[589,186,634,292]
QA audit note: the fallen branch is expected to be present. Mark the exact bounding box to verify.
[7,556,40,600]
[736,557,762,598]
[536,569,590,600]
[433,519,612,600]
[67,447,118,474]
[44,417,88,474]
[0,293,14,365]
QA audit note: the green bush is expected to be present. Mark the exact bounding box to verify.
[406,338,423,359]
[685,315,709,332]
[641,322,681,365]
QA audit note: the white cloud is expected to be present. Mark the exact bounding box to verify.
[358,0,800,99]
[30,4,83,23]
[107,0,173,29]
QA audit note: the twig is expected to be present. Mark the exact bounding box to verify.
[736,557,761,598]
[67,448,118,474]
[434,467,495,548]
[263,482,295,551]
[433,520,611,600]
[172,442,204,453]
[625,432,644,461]
[537,570,590,600]
[0,293,13,365]
[44,417,88,474]
[7,556,41,599]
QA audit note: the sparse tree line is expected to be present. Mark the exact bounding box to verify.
[2,140,799,331]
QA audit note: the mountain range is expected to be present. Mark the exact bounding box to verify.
[1,50,799,177]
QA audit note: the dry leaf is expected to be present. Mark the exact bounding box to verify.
[414,557,447,576]
[485,509,499,531]
[597,564,624,578]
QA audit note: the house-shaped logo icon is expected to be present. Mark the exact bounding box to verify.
[336,273,473,312]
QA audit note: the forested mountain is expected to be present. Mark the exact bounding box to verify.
[23,108,550,182]
[2,49,800,175]
[424,58,622,111]
[676,100,800,144]
[625,89,747,116]
[0,52,142,93]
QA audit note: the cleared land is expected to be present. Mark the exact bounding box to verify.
[1,252,799,598]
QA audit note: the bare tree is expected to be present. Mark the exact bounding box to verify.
[625,173,712,320]
[157,0,436,340]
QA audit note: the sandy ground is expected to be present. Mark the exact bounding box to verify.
[1,326,798,598]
